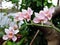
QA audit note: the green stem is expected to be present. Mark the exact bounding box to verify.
[27,22,60,32]
[52,24,60,32]
[26,23,52,27]
[24,20,28,25]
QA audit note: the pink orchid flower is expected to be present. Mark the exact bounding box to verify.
[3,27,19,41]
[15,12,24,21]
[43,6,55,20]
[22,7,33,21]
[33,11,48,23]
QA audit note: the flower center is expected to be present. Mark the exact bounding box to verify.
[25,13,29,19]
[8,32,13,39]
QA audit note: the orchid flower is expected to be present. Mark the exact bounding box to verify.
[3,27,19,41]
[43,6,55,20]
[9,22,18,29]
[22,7,33,21]
[14,12,24,21]
[33,11,48,23]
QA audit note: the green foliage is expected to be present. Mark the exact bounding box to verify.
[5,38,26,45]
[10,0,19,3]
[16,37,26,45]
[44,0,52,7]
[7,41,13,45]
[20,0,52,12]
[52,14,60,29]
[0,31,4,37]
[0,27,5,38]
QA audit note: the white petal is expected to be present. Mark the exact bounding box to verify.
[9,22,15,27]
[5,29,9,34]
[9,27,14,31]
[12,36,17,41]
[14,30,19,34]
[35,12,39,17]
[27,19,30,22]
[52,0,58,6]
[19,21,24,25]
[3,35,8,40]
[22,9,27,14]
[44,6,48,12]
[48,0,52,3]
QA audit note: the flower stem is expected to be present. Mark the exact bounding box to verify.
[27,23,52,28]
[52,24,60,32]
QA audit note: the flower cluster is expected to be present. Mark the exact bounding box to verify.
[15,7,33,22]
[2,6,55,42]
[15,6,55,24]
[33,6,55,23]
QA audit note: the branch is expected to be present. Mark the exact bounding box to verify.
[30,30,40,45]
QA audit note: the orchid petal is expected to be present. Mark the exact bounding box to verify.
[43,18,48,23]
[5,29,9,34]
[18,17,24,21]
[9,27,13,30]
[28,7,33,15]
[3,35,8,40]
[19,21,24,26]
[39,11,45,19]
[27,19,30,22]
[22,9,27,14]
[17,12,24,21]
[44,6,48,12]
[12,36,17,41]
[33,17,40,23]
[49,7,55,14]
[14,30,19,34]
[35,12,39,17]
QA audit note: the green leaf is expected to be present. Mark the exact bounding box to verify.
[0,31,4,37]
[7,41,13,45]
[33,0,37,2]
[16,37,26,45]
[12,0,19,3]
[37,1,42,7]
[8,16,14,21]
